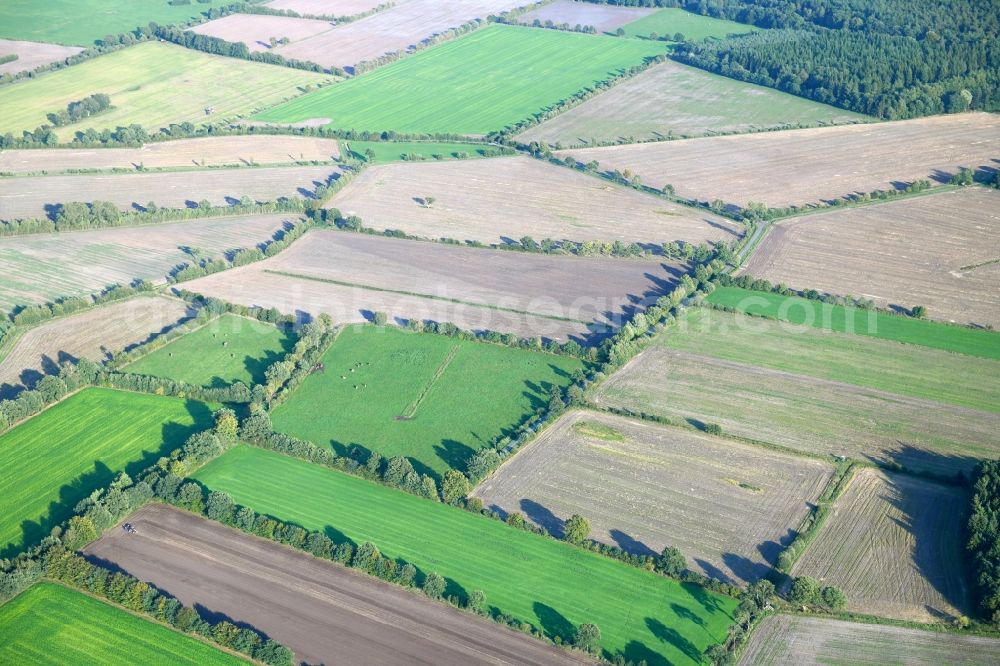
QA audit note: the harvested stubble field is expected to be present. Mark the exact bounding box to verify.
[188,14,335,53]
[0,42,332,138]
[473,410,833,583]
[330,156,741,246]
[517,1,656,33]
[259,25,665,134]
[0,39,83,75]
[0,388,213,556]
[0,295,192,398]
[265,0,387,15]
[271,0,528,70]
[0,165,336,221]
[0,213,292,311]
[742,188,1000,328]
[792,469,969,622]
[556,113,1000,208]
[85,504,589,666]
[0,136,341,174]
[194,445,739,665]
[518,60,864,146]
[739,614,1000,666]
[0,583,246,666]
[592,347,1000,477]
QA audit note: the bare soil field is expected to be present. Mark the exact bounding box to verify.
[592,348,1000,477]
[739,615,1000,666]
[0,213,293,310]
[557,113,1000,208]
[0,39,83,75]
[265,0,387,16]
[792,469,969,622]
[474,411,832,583]
[330,156,741,247]
[0,136,341,174]
[519,59,864,146]
[84,504,590,666]
[517,1,655,32]
[743,188,1000,328]
[0,166,337,221]
[188,14,335,53]
[273,0,527,70]
[0,296,192,398]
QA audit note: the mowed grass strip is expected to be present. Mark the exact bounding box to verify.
[0,388,214,556]
[706,286,1000,360]
[193,445,737,665]
[620,8,757,41]
[271,325,583,477]
[125,314,296,388]
[0,42,330,137]
[0,583,248,665]
[255,24,665,134]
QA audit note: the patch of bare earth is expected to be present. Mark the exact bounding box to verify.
[739,615,1000,666]
[792,469,969,623]
[0,296,192,398]
[517,1,655,32]
[329,156,740,246]
[188,14,335,53]
[0,39,84,75]
[265,0,387,16]
[473,410,833,584]
[742,188,1000,327]
[556,112,1000,208]
[83,504,591,666]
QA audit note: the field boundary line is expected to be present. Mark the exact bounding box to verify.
[767,182,968,223]
[0,159,340,180]
[262,269,591,324]
[400,344,460,419]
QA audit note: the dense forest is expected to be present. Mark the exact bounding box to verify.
[589,0,1000,118]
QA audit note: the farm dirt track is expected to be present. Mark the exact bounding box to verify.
[0,213,293,310]
[557,113,1000,207]
[0,38,83,75]
[84,504,590,666]
[739,615,1000,666]
[0,165,337,221]
[473,411,833,583]
[0,296,192,398]
[188,14,335,53]
[742,188,1000,327]
[273,0,526,69]
[793,469,969,622]
[592,347,1000,476]
[0,136,341,174]
[517,1,655,32]
[330,156,741,246]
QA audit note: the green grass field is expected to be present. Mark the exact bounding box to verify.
[620,8,757,41]
[255,24,665,135]
[706,286,1000,360]
[194,445,737,665]
[0,42,330,137]
[342,140,510,163]
[270,325,582,477]
[125,315,295,388]
[0,0,213,46]
[0,583,247,665]
[0,388,214,556]
[662,308,1000,413]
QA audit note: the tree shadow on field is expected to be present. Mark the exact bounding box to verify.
[645,617,703,663]
[433,439,475,476]
[609,529,657,558]
[194,604,279,640]
[616,640,667,666]
[520,499,564,538]
[532,602,575,643]
[693,557,733,585]
[323,524,355,547]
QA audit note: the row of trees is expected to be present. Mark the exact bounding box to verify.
[151,25,333,75]
[46,93,111,127]
[968,461,1000,624]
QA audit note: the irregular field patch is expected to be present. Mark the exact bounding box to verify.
[0,388,214,556]
[193,444,739,665]
[0,42,332,137]
[265,0,387,15]
[0,583,247,666]
[0,213,293,311]
[0,295,192,398]
[270,324,582,477]
[84,504,589,666]
[0,136,341,174]
[258,24,666,134]
[473,410,833,583]
[556,113,1000,208]
[792,469,969,622]
[518,59,865,146]
[620,8,757,41]
[125,314,295,388]
[330,156,740,246]
[0,39,83,75]
[739,614,1000,666]
[188,14,335,53]
[517,1,656,33]
[740,188,1000,328]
